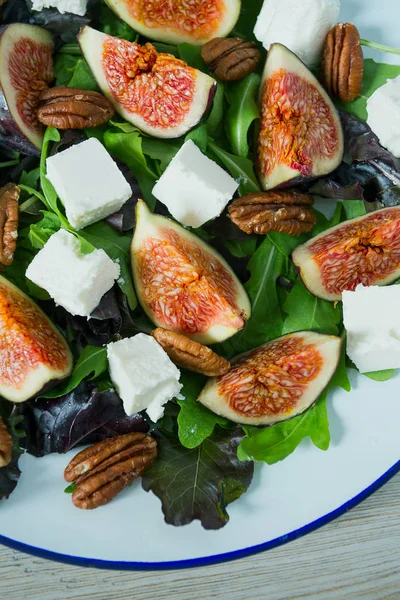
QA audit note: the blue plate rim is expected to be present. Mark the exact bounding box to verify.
[1,457,399,571]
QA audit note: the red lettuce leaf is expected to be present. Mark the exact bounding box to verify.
[0,401,24,501]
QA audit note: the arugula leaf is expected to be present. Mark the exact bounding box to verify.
[282,279,341,336]
[68,58,99,91]
[79,221,137,310]
[233,0,265,41]
[28,211,61,249]
[40,345,108,399]
[185,124,208,153]
[364,369,396,382]
[177,372,228,449]
[226,73,260,158]
[142,426,254,529]
[208,141,261,195]
[224,236,258,258]
[104,129,158,210]
[177,43,206,71]
[336,59,400,120]
[219,232,300,358]
[98,5,137,41]
[0,402,24,501]
[342,199,367,220]
[40,127,62,215]
[205,82,225,137]
[141,138,181,173]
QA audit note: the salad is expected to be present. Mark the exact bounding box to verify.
[0,0,400,532]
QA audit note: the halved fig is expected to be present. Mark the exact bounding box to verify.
[256,43,343,191]
[0,24,54,154]
[198,331,341,426]
[104,0,241,46]
[78,26,216,139]
[292,207,400,301]
[131,200,251,344]
[0,276,73,402]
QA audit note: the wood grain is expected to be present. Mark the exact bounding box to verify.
[1,473,400,600]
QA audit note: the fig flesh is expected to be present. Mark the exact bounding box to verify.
[198,331,341,426]
[292,207,400,301]
[256,43,343,191]
[78,26,216,139]
[0,24,54,154]
[131,200,251,344]
[104,0,241,46]
[0,276,73,402]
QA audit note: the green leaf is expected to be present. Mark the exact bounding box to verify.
[224,236,258,258]
[206,82,225,135]
[185,124,208,153]
[68,58,99,91]
[40,127,62,214]
[178,43,206,71]
[54,53,80,87]
[64,482,77,494]
[219,232,300,357]
[364,369,396,382]
[336,59,400,120]
[141,138,181,173]
[0,402,24,500]
[98,5,138,41]
[233,0,265,41]
[28,211,61,250]
[342,199,367,220]
[41,346,108,399]
[208,141,261,195]
[282,279,341,335]
[142,426,254,529]
[177,372,228,449]
[79,221,137,310]
[226,73,260,158]
[103,129,158,210]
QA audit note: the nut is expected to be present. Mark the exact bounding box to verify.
[0,183,19,270]
[321,23,364,103]
[64,432,157,510]
[201,37,261,81]
[229,190,316,236]
[152,328,230,377]
[37,87,115,130]
[0,416,12,468]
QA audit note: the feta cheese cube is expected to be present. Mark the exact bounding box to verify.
[367,76,400,158]
[46,138,132,230]
[343,284,400,373]
[31,0,88,16]
[26,229,120,317]
[152,140,239,228]
[107,334,182,422]
[254,0,341,66]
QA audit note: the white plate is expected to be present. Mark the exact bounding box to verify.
[1,0,400,570]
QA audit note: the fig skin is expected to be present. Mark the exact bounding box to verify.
[0,276,73,403]
[0,24,54,154]
[104,0,241,46]
[197,331,342,426]
[256,43,344,191]
[130,200,251,345]
[292,207,400,301]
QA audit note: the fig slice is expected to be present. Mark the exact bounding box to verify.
[78,26,216,139]
[198,331,342,426]
[0,23,54,154]
[104,0,241,46]
[256,43,344,191]
[131,200,251,344]
[292,207,400,301]
[0,276,73,403]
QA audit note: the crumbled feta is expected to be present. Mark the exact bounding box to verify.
[46,138,132,230]
[107,334,182,422]
[367,76,400,158]
[26,229,120,317]
[31,0,88,16]
[343,284,400,373]
[254,0,341,66]
[152,140,239,228]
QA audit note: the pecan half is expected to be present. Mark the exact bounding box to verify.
[152,328,230,377]
[229,190,316,236]
[64,432,157,510]
[201,37,261,81]
[321,23,364,103]
[37,87,115,130]
[0,416,12,468]
[0,183,19,270]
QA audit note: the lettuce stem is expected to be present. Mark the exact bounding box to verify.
[360,39,400,55]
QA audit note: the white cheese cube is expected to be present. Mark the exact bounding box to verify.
[254,0,341,66]
[46,138,132,230]
[31,0,88,16]
[367,76,400,158]
[152,140,239,228]
[26,229,120,317]
[343,284,400,373]
[107,334,182,422]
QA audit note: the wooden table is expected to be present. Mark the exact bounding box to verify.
[1,472,400,600]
